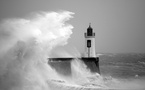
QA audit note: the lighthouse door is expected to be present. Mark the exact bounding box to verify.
[87,40,91,48]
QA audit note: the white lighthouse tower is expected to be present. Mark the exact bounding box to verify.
[84,23,96,57]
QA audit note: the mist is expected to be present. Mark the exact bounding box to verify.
[0,11,73,90]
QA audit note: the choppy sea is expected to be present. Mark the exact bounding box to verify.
[96,53,145,90]
[99,53,145,79]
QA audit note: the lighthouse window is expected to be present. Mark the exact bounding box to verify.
[87,40,91,47]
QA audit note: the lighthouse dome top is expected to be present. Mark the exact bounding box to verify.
[87,23,93,31]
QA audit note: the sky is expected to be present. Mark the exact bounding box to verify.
[0,0,145,53]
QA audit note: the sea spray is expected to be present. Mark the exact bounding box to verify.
[0,11,73,90]
[70,58,109,88]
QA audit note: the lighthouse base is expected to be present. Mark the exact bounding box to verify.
[48,57,100,76]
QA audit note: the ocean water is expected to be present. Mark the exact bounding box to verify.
[99,53,145,79]
[98,53,145,89]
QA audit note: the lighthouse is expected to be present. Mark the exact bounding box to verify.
[84,23,96,57]
[81,24,100,73]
